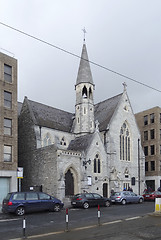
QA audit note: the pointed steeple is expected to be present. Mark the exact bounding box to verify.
[76,44,94,87]
[74,43,95,135]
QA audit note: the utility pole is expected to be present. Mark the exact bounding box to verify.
[138,139,140,195]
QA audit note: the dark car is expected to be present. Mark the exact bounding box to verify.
[143,191,161,201]
[71,193,110,209]
[110,191,144,205]
[2,191,64,216]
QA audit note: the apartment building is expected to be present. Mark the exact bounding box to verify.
[0,52,18,204]
[135,107,161,191]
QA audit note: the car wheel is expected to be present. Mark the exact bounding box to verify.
[53,204,61,212]
[83,202,89,209]
[105,200,110,207]
[16,206,25,216]
[121,199,126,205]
[139,198,143,203]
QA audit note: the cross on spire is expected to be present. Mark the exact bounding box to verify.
[122,82,127,92]
[82,27,87,42]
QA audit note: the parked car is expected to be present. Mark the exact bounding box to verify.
[110,191,144,205]
[143,191,161,201]
[71,193,110,209]
[2,191,64,216]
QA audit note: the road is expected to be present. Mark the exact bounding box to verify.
[0,201,159,240]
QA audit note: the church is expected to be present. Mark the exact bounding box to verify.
[18,42,145,201]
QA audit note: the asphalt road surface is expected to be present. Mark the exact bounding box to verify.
[0,201,160,240]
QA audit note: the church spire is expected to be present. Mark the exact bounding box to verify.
[74,43,95,135]
[76,43,94,87]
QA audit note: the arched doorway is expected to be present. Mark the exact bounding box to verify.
[65,169,74,196]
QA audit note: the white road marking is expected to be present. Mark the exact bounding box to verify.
[125,216,141,221]
[0,218,19,223]
[102,220,122,225]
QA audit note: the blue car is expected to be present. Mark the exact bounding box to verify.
[2,191,64,216]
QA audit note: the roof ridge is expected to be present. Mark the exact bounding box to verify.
[95,92,123,106]
[28,98,74,115]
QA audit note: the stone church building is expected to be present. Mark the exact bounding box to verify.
[18,43,145,201]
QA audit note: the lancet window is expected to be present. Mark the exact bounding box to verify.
[120,122,131,161]
[43,133,52,147]
[94,154,101,173]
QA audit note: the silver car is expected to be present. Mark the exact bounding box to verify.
[110,191,144,205]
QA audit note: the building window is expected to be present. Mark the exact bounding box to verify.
[120,122,130,161]
[150,129,155,140]
[43,133,51,147]
[160,114,161,123]
[4,91,12,109]
[150,161,155,171]
[160,161,161,171]
[4,64,12,83]
[82,86,87,98]
[4,145,12,162]
[160,145,161,155]
[60,137,66,146]
[4,118,12,135]
[150,145,155,155]
[150,113,154,124]
[145,162,148,172]
[144,146,148,156]
[144,115,148,125]
[94,154,101,173]
[144,131,148,141]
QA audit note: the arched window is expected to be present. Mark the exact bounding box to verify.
[89,87,92,99]
[82,86,87,98]
[43,133,52,147]
[94,154,101,173]
[120,122,131,161]
[60,137,66,146]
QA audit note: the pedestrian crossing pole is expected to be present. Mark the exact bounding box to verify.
[98,204,101,226]
[65,208,69,232]
[23,217,26,238]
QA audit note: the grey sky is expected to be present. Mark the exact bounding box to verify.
[0,0,161,114]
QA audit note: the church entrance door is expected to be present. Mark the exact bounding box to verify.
[103,183,108,197]
[65,169,74,196]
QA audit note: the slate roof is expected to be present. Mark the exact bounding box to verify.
[67,133,94,153]
[76,44,94,86]
[27,99,74,132]
[94,93,122,131]
[22,92,122,133]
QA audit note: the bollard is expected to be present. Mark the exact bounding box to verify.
[155,198,161,213]
[23,217,26,238]
[65,208,69,232]
[98,204,101,226]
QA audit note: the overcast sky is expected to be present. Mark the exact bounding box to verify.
[0,0,161,114]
